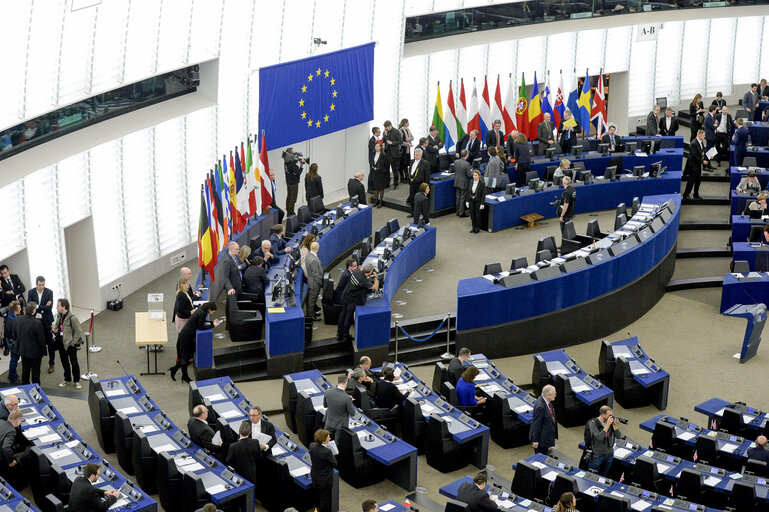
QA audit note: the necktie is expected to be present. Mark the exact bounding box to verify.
[548,401,556,422]
[496,131,500,146]
[5,279,10,287]
[610,135,614,146]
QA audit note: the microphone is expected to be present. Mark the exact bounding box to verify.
[115,360,130,378]
[744,288,761,305]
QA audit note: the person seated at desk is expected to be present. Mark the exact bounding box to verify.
[456,472,499,512]
[747,435,769,464]
[188,405,225,460]
[456,366,487,407]
[737,171,762,194]
[242,255,269,301]
[0,395,20,421]
[749,194,768,214]
[362,500,379,512]
[0,411,27,490]
[68,462,120,512]
[448,347,471,385]
[553,158,571,180]
[600,124,622,151]
[554,492,579,512]
[375,368,406,409]
[254,240,280,267]
[346,368,375,408]
[269,224,293,254]
[761,225,769,245]
[225,421,262,491]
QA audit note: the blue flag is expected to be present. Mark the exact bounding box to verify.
[258,43,375,149]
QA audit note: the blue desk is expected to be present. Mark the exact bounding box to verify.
[88,376,254,512]
[732,215,768,243]
[730,190,766,216]
[731,145,769,167]
[599,337,670,410]
[532,349,614,427]
[749,121,769,147]
[0,384,157,512]
[720,272,769,312]
[429,172,458,212]
[355,225,437,350]
[439,475,552,512]
[732,242,769,271]
[457,195,680,334]
[281,370,418,491]
[760,101,769,122]
[729,167,769,191]
[695,397,769,436]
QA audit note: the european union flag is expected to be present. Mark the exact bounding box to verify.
[258,42,375,150]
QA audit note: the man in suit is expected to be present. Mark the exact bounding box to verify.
[187,405,224,460]
[733,118,750,166]
[323,374,357,440]
[425,126,443,172]
[348,172,367,205]
[0,266,25,308]
[15,302,46,385]
[368,127,380,168]
[529,384,558,455]
[247,406,277,450]
[413,183,430,225]
[683,129,708,200]
[454,149,472,218]
[383,121,403,188]
[254,240,279,267]
[0,411,26,490]
[456,130,481,163]
[336,263,378,342]
[485,120,504,153]
[27,277,55,373]
[356,355,383,383]
[714,105,734,167]
[558,111,578,155]
[456,472,499,512]
[448,347,471,385]
[483,147,505,187]
[304,242,323,321]
[0,396,19,422]
[407,148,430,217]
[747,435,769,464]
[504,130,519,162]
[760,79,769,100]
[646,105,660,136]
[375,368,406,409]
[334,259,357,304]
[600,124,622,151]
[221,242,242,296]
[242,255,269,301]
[362,500,379,512]
[226,421,262,489]
[536,113,556,156]
[658,107,679,136]
[744,84,760,120]
[68,462,120,512]
[703,105,718,169]
[269,224,292,255]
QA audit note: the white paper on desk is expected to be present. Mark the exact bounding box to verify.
[420,403,438,416]
[299,388,319,395]
[104,389,126,397]
[630,500,651,511]
[715,408,725,417]
[743,413,756,423]
[325,440,339,455]
[613,447,632,459]
[271,445,286,456]
[706,147,718,159]
[655,463,669,474]
[497,499,514,509]
[729,472,742,480]
[720,442,738,453]
[219,409,242,419]
[2,388,21,396]
[23,426,51,438]
[139,425,158,434]
[205,484,228,495]
[38,433,60,444]
[513,405,533,414]
[49,448,73,460]
[571,384,590,393]
[550,369,568,375]
[175,456,199,467]
[704,476,721,486]
[212,430,223,446]
[379,505,396,512]
[584,486,603,496]
[541,471,558,482]
[678,431,696,441]
[289,465,311,477]
[117,407,139,415]
[631,367,651,375]
[65,440,80,448]
[531,461,547,469]
[109,498,130,510]
[153,444,177,453]
[207,393,225,402]
[474,372,490,381]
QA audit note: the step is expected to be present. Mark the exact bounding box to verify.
[213,341,264,366]
[214,357,268,382]
[666,276,724,292]
[678,220,731,230]
[700,174,729,183]
[676,247,732,258]
[380,196,455,218]
[681,196,729,206]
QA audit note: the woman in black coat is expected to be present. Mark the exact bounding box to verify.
[305,163,324,204]
[689,94,705,140]
[172,277,194,333]
[370,142,388,207]
[168,301,219,383]
[309,428,337,512]
[467,169,487,234]
[512,133,532,187]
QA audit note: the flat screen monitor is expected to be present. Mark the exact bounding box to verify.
[642,139,656,154]
[505,183,517,196]
[598,143,610,155]
[528,178,540,192]
[625,141,637,154]
[545,147,556,161]
[472,157,482,169]
[649,161,662,178]
[580,170,593,184]
[633,165,646,177]
[554,175,564,188]
[571,145,583,157]
[350,197,359,208]
[603,166,617,181]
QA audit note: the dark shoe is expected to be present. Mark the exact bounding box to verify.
[47,365,54,374]
[473,229,480,233]
[469,229,475,233]
[694,195,703,199]
[181,376,192,383]
[683,195,691,199]
[2,349,8,357]
[168,366,177,381]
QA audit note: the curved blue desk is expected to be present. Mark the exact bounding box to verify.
[732,242,769,271]
[354,225,437,351]
[731,145,769,167]
[749,121,769,147]
[720,271,769,312]
[729,167,769,191]
[732,215,768,243]
[731,191,766,216]
[456,194,680,357]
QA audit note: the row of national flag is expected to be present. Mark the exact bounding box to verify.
[432,70,607,145]
[198,132,275,281]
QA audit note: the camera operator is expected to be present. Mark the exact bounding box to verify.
[586,406,623,477]
[282,147,306,216]
[559,175,576,234]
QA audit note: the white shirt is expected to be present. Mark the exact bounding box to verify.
[665,116,672,130]
[410,159,420,176]
[373,153,380,164]
[250,420,262,439]
[36,289,44,305]
[471,181,479,193]
[716,115,727,133]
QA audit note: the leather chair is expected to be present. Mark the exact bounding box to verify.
[547,474,580,508]
[612,356,651,409]
[531,355,552,396]
[483,262,503,275]
[248,234,262,253]
[629,456,666,495]
[42,494,66,512]
[87,387,116,453]
[183,471,218,512]
[156,451,184,512]
[745,458,769,477]
[360,238,372,259]
[561,220,593,254]
[586,219,607,240]
[510,257,528,270]
[596,493,630,512]
[444,499,470,512]
[554,372,589,427]
[546,166,558,182]
[511,460,546,501]
[401,395,427,453]
[730,480,761,512]
[112,410,138,474]
[614,214,627,230]
[432,362,450,394]
[424,414,472,473]
[537,236,557,259]
[535,250,552,263]
[743,156,758,168]
[387,218,400,235]
[131,430,160,494]
[226,294,264,341]
[720,408,747,437]
[294,390,323,448]
[631,197,640,216]
[743,200,757,215]
[285,215,300,238]
[488,393,529,449]
[694,435,718,466]
[443,382,482,424]
[309,196,325,218]
[336,427,385,488]
[653,422,693,460]
[28,446,57,505]
[732,260,751,273]
[675,468,704,503]
[297,205,312,226]
[321,277,341,325]
[51,466,72,504]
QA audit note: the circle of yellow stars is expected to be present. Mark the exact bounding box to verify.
[300,67,338,129]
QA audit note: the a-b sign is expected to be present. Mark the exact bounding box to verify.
[637,23,663,42]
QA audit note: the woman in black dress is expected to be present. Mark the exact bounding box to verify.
[172,277,194,333]
[305,163,324,204]
[309,428,337,512]
[689,94,705,140]
[370,142,387,207]
[468,169,487,234]
[513,133,532,187]
[168,301,220,382]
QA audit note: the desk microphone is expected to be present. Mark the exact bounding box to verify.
[744,288,761,305]
[116,360,130,378]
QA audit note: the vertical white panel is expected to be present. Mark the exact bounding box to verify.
[342,0,374,47]
[188,0,222,62]
[679,19,708,102]
[157,0,193,72]
[733,17,762,85]
[24,0,64,118]
[90,140,127,284]
[280,0,314,63]
[400,56,429,137]
[57,6,96,105]
[91,0,129,92]
[404,0,432,16]
[372,0,405,122]
[186,107,217,241]
[487,41,516,90]
[654,22,683,107]
[0,182,25,260]
[706,18,736,97]
[603,26,631,73]
[58,152,90,228]
[123,1,162,82]
[248,0,284,134]
[0,3,29,127]
[545,33,576,78]
[759,16,769,81]
[155,118,190,255]
[122,130,157,270]
[627,27,656,116]
[574,29,605,76]
[312,0,344,52]
[458,46,487,91]
[516,36,546,80]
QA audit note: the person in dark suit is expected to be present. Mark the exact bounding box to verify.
[536,113,556,156]
[513,132,532,187]
[454,150,472,217]
[3,303,20,383]
[226,421,262,489]
[283,148,306,216]
[173,277,194,333]
[456,472,499,512]
[370,142,388,207]
[0,411,26,490]
[558,111,578,155]
[683,129,708,199]
[383,121,403,189]
[337,263,378,342]
[0,396,19,422]
[334,259,357,305]
[242,256,269,301]
[375,368,405,409]
[744,84,761,120]
[323,375,357,440]
[169,302,220,382]
[221,242,242,296]
[703,105,718,169]
[68,462,120,512]
[689,94,705,139]
[269,224,292,255]
[760,79,769,101]
[348,172,367,206]
[309,429,336,512]
[733,118,750,167]
[188,405,225,460]
[304,242,323,321]
[0,266,25,308]
[26,277,55,373]
[658,108,679,136]
[467,170,487,234]
[407,149,430,217]
[485,120,504,152]
[413,183,430,225]
[425,126,443,172]
[646,105,660,136]
[254,240,279,267]
[747,435,769,464]
[456,130,481,163]
[714,105,734,167]
[15,302,46,385]
[368,127,380,168]
[448,348,470,385]
[304,163,324,205]
[247,406,277,449]
[529,384,558,455]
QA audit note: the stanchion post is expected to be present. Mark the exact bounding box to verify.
[82,307,98,380]
[89,307,102,352]
[394,321,399,363]
[441,312,452,360]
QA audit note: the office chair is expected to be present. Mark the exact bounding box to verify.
[651,422,682,457]
[360,238,372,259]
[616,202,627,219]
[510,256,528,270]
[561,220,594,254]
[586,219,607,240]
[675,469,705,502]
[730,481,759,512]
[525,171,539,184]
[547,474,580,508]
[614,214,627,230]
[720,408,747,437]
[424,414,473,473]
[732,260,751,273]
[735,109,749,121]
[248,234,262,253]
[632,197,640,216]
[535,250,552,263]
[321,277,341,325]
[546,165,558,182]
[351,249,361,265]
[483,262,503,275]
[433,362,450,394]
[444,499,470,512]
[297,205,312,226]
[743,156,758,168]
[744,200,757,214]
[629,456,666,494]
[511,460,545,501]
[443,382,481,421]
[308,195,325,218]
[749,225,764,243]
[284,215,300,238]
[694,435,718,466]
[387,218,400,235]
[536,236,557,259]
[596,492,630,512]
[42,495,66,512]
[744,458,768,477]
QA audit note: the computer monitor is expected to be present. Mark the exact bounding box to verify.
[598,143,610,155]
[310,224,319,236]
[528,178,540,191]
[505,183,517,196]
[350,197,359,208]
[603,166,617,181]
[554,175,564,188]
[571,145,583,157]
[580,170,593,184]
[649,161,662,178]
[335,205,344,219]
[472,157,482,169]
[625,141,637,154]
[545,147,556,161]
[642,139,656,154]
[391,236,401,251]
[402,227,412,239]
[484,176,497,188]
[448,162,455,173]
[633,165,646,177]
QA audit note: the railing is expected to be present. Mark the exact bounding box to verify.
[393,312,453,362]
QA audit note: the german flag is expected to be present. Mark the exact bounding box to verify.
[198,185,216,280]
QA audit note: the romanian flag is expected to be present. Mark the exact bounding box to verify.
[258,131,274,212]
[528,72,544,140]
[515,74,529,141]
[198,185,216,280]
[431,82,446,144]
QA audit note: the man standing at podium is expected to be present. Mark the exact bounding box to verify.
[529,384,557,455]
